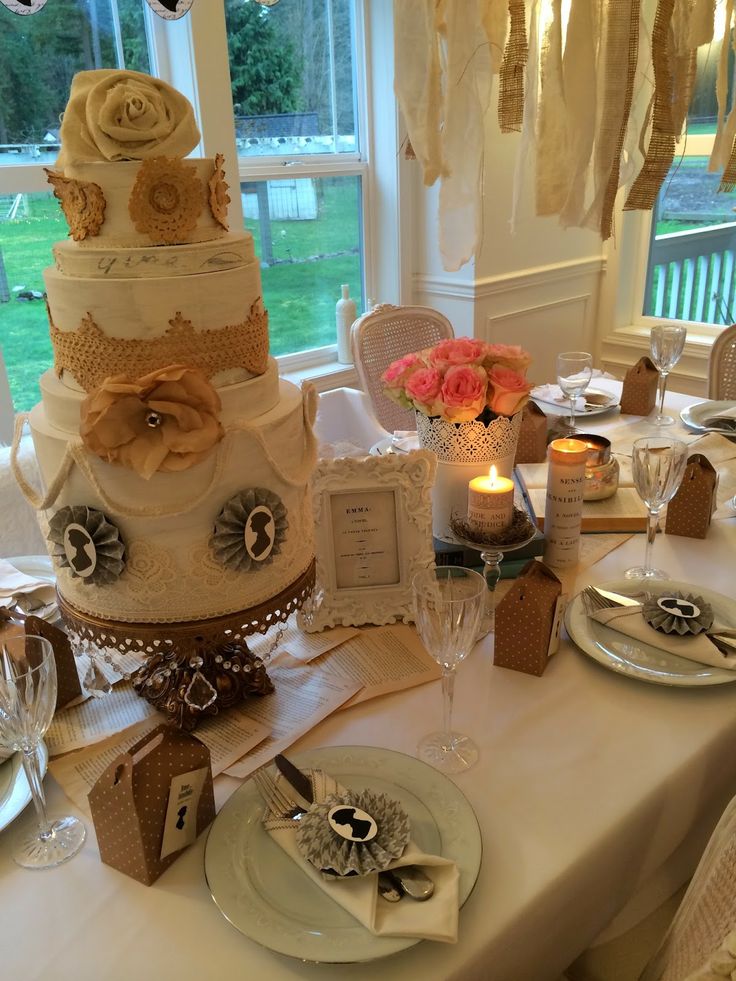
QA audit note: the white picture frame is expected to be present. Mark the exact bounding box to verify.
[300,450,437,631]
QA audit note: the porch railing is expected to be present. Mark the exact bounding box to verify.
[644,222,736,324]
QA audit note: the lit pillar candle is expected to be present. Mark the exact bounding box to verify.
[543,438,588,568]
[467,465,515,535]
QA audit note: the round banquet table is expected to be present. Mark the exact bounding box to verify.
[2,383,736,981]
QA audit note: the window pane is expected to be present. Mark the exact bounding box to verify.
[644,157,736,324]
[0,192,61,411]
[226,0,358,159]
[243,175,363,354]
[0,0,150,167]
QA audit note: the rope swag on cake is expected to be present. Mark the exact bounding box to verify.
[57,559,315,729]
[47,505,126,585]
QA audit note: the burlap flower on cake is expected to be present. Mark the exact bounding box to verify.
[45,169,106,241]
[208,153,230,230]
[80,364,223,479]
[129,156,203,244]
[47,505,125,585]
[56,69,200,167]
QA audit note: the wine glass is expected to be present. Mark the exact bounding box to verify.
[557,351,593,432]
[0,634,86,869]
[412,566,486,773]
[624,437,688,580]
[650,325,687,426]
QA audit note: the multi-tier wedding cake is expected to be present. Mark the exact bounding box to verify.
[15,70,316,719]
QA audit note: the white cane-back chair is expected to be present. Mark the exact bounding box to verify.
[708,324,736,399]
[567,794,736,981]
[351,303,454,433]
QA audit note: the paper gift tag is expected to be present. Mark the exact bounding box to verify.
[160,767,209,859]
[546,594,568,659]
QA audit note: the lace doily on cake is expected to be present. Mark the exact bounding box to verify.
[128,156,203,244]
[50,303,269,392]
[208,153,230,230]
[45,168,106,241]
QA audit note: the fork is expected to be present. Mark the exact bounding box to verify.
[252,768,306,820]
[580,586,641,615]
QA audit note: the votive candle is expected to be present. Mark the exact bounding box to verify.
[467,465,515,535]
[543,438,588,568]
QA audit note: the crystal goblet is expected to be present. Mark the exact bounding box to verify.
[650,325,687,426]
[412,567,486,774]
[0,634,86,869]
[624,437,688,580]
[556,351,593,432]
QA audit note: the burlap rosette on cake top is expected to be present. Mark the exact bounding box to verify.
[261,769,460,942]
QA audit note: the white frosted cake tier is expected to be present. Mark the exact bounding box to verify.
[52,231,254,280]
[61,158,225,247]
[38,358,280,434]
[29,380,315,624]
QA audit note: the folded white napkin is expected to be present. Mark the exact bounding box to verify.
[531,385,585,410]
[590,606,736,670]
[263,769,460,943]
[0,558,56,613]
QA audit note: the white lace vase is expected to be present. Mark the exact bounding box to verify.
[416,410,522,542]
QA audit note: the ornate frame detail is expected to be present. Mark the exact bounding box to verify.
[300,450,437,631]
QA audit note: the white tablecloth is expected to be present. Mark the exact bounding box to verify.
[3,387,736,981]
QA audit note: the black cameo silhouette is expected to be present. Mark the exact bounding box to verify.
[331,807,373,841]
[17,0,34,6]
[248,509,274,559]
[660,597,697,617]
[66,527,94,574]
[158,0,181,11]
[176,805,187,830]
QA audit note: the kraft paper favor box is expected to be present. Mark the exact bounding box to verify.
[24,616,82,711]
[494,559,564,676]
[89,725,215,886]
[665,453,718,540]
[514,402,548,465]
[620,356,659,416]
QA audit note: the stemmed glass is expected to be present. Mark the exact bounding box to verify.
[0,634,86,868]
[625,437,688,580]
[557,351,593,432]
[650,325,687,426]
[412,567,486,774]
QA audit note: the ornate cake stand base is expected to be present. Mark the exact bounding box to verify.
[57,560,315,731]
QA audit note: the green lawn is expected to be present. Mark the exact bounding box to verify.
[0,178,363,411]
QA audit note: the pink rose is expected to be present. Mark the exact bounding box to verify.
[405,366,443,415]
[428,337,487,371]
[438,364,487,422]
[487,365,532,417]
[382,352,423,409]
[483,343,532,373]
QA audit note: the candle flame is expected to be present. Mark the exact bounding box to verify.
[489,464,498,486]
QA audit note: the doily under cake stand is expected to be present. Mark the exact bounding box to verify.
[58,560,315,730]
[449,512,537,636]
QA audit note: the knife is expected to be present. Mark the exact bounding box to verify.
[274,754,435,902]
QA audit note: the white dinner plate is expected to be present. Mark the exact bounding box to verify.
[531,386,620,417]
[565,579,736,687]
[0,742,49,834]
[370,433,420,456]
[204,745,482,963]
[3,555,57,622]
[680,400,736,433]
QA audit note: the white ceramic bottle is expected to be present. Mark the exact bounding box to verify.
[336,284,357,364]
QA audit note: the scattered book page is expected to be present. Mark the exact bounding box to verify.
[249,617,359,663]
[49,710,271,815]
[46,682,160,756]
[224,667,361,779]
[275,624,442,709]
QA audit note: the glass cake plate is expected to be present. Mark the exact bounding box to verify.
[204,745,482,963]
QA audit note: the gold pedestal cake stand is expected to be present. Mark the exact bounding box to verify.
[58,560,315,731]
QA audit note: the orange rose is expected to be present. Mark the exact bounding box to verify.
[81,364,223,479]
[487,365,532,417]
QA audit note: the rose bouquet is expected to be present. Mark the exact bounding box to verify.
[382,338,533,424]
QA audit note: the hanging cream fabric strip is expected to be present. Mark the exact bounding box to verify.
[624,0,677,211]
[558,0,599,229]
[535,0,568,216]
[438,0,494,270]
[482,0,509,74]
[510,0,541,231]
[393,0,447,187]
[670,0,698,140]
[689,0,715,46]
[499,0,528,132]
